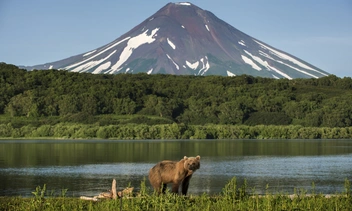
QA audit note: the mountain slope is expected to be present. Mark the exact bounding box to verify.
[24,2,329,79]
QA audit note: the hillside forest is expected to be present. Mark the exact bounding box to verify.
[1,62,352,139]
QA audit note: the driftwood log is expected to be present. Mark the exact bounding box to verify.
[80,179,134,201]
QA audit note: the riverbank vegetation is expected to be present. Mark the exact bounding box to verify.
[1,122,352,139]
[2,62,352,139]
[1,178,351,211]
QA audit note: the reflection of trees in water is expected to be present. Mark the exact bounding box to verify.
[1,140,352,167]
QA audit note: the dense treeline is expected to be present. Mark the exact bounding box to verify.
[1,62,352,130]
[1,123,352,139]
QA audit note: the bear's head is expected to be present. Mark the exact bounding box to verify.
[183,155,200,172]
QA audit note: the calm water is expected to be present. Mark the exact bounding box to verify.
[0,139,352,197]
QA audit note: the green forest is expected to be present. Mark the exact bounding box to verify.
[1,62,352,139]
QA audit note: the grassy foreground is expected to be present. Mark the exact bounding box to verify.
[1,178,352,211]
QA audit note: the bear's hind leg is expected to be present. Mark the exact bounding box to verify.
[171,183,180,194]
[161,183,167,194]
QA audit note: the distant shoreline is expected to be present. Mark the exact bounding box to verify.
[1,123,352,140]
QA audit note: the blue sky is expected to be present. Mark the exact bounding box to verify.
[0,0,351,77]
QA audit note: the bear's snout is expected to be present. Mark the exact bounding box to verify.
[189,163,199,170]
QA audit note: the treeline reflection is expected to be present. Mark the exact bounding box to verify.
[1,139,352,168]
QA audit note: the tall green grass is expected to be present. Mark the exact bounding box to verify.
[1,177,352,211]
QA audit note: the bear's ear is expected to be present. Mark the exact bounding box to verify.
[184,156,188,160]
[196,155,200,160]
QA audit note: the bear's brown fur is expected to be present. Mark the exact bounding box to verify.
[148,155,200,195]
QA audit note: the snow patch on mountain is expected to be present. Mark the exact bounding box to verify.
[238,40,246,46]
[254,39,327,76]
[166,54,179,70]
[71,50,116,73]
[110,28,159,73]
[198,56,210,75]
[258,50,275,60]
[244,50,268,69]
[147,68,153,74]
[276,60,319,78]
[176,2,191,6]
[167,38,176,49]
[241,55,261,71]
[257,49,317,79]
[94,61,111,74]
[186,60,199,70]
[205,24,210,32]
[266,63,293,80]
[83,50,97,57]
[227,70,236,76]
[272,74,280,79]
[64,37,130,70]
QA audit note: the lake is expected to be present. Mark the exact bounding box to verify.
[0,139,352,197]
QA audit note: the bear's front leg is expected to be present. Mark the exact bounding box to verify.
[181,175,193,195]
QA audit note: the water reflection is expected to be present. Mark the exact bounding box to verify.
[1,139,352,196]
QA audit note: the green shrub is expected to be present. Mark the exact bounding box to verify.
[96,127,109,139]
[32,125,53,137]
[245,112,292,126]
[0,123,13,137]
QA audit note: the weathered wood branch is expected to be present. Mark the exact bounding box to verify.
[112,179,117,199]
[80,178,134,201]
[79,196,99,201]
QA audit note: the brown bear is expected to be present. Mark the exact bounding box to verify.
[148,155,200,195]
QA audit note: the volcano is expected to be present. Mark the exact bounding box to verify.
[24,2,329,79]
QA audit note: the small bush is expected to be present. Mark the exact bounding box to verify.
[245,112,292,126]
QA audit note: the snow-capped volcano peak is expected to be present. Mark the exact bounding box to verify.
[175,2,192,6]
[24,2,330,79]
